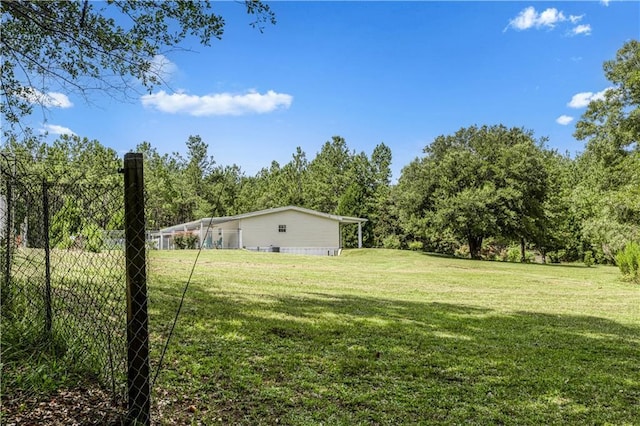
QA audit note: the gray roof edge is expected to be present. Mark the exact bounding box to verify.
[157,206,367,232]
[231,206,367,223]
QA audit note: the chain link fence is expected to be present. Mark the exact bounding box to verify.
[1,153,151,424]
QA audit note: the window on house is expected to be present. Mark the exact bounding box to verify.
[278,224,287,233]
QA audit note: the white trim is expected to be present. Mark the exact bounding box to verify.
[158,206,367,234]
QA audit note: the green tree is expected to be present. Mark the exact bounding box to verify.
[305,136,354,214]
[368,143,399,247]
[137,141,183,228]
[1,0,275,129]
[205,164,245,216]
[575,40,639,154]
[536,150,581,262]
[4,135,122,251]
[573,40,640,262]
[280,147,308,206]
[397,125,548,260]
[337,151,374,247]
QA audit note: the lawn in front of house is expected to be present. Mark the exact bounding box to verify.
[148,249,639,425]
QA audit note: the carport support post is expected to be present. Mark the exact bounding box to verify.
[123,153,150,426]
[357,222,362,249]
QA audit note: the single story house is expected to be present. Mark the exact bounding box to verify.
[150,206,367,256]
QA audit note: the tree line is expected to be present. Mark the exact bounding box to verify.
[3,41,639,268]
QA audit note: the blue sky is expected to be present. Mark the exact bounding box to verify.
[28,1,640,180]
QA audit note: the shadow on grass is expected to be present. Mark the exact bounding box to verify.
[149,285,640,425]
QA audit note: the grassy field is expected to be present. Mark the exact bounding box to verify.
[147,249,639,425]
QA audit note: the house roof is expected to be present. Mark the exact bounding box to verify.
[157,206,367,233]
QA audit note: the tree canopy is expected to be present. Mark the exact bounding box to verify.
[397,125,548,259]
[0,0,275,130]
[572,39,640,261]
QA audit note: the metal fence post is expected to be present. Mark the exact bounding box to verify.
[123,153,150,425]
[3,177,13,308]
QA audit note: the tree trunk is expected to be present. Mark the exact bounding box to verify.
[520,237,526,263]
[468,236,483,260]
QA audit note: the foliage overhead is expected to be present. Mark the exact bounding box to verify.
[0,0,275,130]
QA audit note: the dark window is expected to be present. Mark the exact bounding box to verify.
[278,224,286,233]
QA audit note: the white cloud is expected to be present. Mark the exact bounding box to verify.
[506,7,568,31]
[601,0,610,6]
[567,88,611,108]
[505,7,594,35]
[141,90,293,116]
[507,6,538,30]
[40,124,76,136]
[569,14,584,24]
[570,24,592,36]
[556,115,574,125]
[147,54,178,82]
[20,88,73,108]
[538,8,566,27]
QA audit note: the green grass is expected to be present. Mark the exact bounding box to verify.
[1,248,127,400]
[148,249,640,425]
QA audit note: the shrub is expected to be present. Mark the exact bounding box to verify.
[557,249,567,262]
[185,234,198,249]
[616,242,640,283]
[173,233,198,249]
[423,229,460,255]
[174,235,187,249]
[80,224,104,253]
[481,237,508,261]
[547,251,561,263]
[382,235,401,250]
[408,240,424,251]
[504,245,535,263]
[505,246,520,263]
[454,244,470,258]
[583,250,594,267]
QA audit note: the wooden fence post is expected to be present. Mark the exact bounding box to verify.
[123,153,150,425]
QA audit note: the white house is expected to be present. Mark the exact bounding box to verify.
[151,206,367,256]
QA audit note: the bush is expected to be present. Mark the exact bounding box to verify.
[454,244,470,258]
[583,250,594,267]
[382,235,401,250]
[504,245,535,263]
[547,251,561,263]
[616,242,640,283]
[479,237,508,261]
[185,234,198,249]
[174,233,199,250]
[80,224,104,253]
[408,240,423,251]
[505,246,521,262]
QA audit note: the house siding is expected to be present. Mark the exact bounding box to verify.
[239,210,339,249]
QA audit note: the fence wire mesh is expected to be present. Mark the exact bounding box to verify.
[0,152,141,424]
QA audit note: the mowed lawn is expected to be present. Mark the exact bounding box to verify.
[148,249,640,425]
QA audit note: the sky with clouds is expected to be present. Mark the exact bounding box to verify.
[24,1,640,180]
